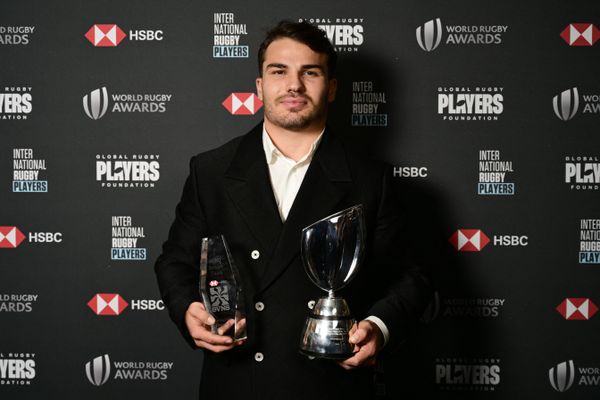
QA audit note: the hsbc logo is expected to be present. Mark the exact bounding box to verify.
[560,24,599,46]
[85,24,126,47]
[222,93,263,115]
[84,24,164,47]
[416,18,443,52]
[0,226,26,248]
[556,298,598,320]
[449,229,528,251]
[88,294,128,315]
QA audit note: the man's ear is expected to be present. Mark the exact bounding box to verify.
[255,77,263,100]
[328,78,337,102]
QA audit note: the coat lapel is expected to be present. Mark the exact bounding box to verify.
[257,128,353,293]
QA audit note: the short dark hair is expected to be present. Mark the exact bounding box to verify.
[257,20,337,78]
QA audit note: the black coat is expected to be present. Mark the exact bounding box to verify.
[155,123,431,399]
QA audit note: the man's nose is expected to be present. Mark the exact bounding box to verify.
[286,73,305,93]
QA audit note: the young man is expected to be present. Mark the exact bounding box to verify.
[155,20,431,398]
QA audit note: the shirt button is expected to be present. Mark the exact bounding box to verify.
[251,250,260,260]
[308,300,315,309]
[254,352,264,362]
[255,302,265,311]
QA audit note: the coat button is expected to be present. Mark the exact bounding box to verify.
[251,250,260,259]
[254,352,264,362]
[308,300,315,309]
[255,301,265,311]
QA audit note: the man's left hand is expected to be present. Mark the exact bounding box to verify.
[338,320,384,370]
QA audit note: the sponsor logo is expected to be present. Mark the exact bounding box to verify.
[83,86,173,120]
[213,13,249,58]
[96,154,160,189]
[298,17,364,52]
[549,360,600,391]
[0,226,62,248]
[85,354,173,385]
[351,81,387,126]
[560,24,599,46]
[0,353,36,386]
[12,148,48,193]
[449,229,528,251]
[0,86,32,120]
[0,294,38,313]
[553,87,600,121]
[580,219,600,264]
[392,166,428,178]
[222,93,262,115]
[438,86,503,121]
[88,294,129,316]
[417,18,508,52]
[442,297,505,318]
[111,216,147,261]
[0,26,35,45]
[435,357,500,391]
[565,156,600,191]
[478,150,514,195]
[556,298,598,320]
[85,24,163,47]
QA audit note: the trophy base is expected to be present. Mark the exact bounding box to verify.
[299,297,356,359]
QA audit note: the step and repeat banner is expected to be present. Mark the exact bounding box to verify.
[1,0,598,399]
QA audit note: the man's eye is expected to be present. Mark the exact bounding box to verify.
[272,70,285,75]
[304,70,319,76]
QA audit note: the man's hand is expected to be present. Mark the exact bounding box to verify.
[338,320,384,370]
[185,302,245,352]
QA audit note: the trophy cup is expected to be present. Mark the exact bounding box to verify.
[299,205,365,359]
[199,235,247,341]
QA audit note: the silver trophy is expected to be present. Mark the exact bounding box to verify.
[199,235,247,341]
[299,205,366,359]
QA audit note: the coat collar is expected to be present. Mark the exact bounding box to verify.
[225,122,353,292]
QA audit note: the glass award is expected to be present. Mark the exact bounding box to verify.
[299,205,366,359]
[199,235,247,341]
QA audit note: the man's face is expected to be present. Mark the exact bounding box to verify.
[256,38,337,132]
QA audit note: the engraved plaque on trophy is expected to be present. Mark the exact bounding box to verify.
[199,235,247,341]
[299,205,365,359]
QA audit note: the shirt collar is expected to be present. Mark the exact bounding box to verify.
[262,124,325,165]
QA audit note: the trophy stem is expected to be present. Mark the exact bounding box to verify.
[327,289,334,299]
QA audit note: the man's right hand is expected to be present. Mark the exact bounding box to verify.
[185,302,245,352]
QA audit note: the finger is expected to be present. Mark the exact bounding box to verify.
[338,348,373,370]
[217,319,235,335]
[349,326,369,345]
[187,302,216,325]
[192,328,234,346]
[195,340,236,353]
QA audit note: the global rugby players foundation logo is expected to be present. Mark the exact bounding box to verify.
[87,294,128,316]
[85,24,126,47]
[549,360,575,392]
[556,298,598,320]
[222,93,262,115]
[560,24,599,46]
[416,18,443,51]
[0,226,26,248]
[448,229,490,252]
[553,88,579,121]
[83,87,109,120]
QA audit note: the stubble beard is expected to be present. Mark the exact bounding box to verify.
[264,94,327,131]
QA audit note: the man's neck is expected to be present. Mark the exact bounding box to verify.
[264,120,325,162]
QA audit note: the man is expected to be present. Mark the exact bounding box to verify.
[155,20,431,398]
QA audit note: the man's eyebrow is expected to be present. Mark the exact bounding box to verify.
[265,63,325,71]
[265,63,287,69]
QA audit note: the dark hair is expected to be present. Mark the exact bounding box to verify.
[257,20,337,78]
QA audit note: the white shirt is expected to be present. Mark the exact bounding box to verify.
[261,125,390,346]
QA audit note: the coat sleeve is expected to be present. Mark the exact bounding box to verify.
[366,165,433,351]
[155,155,207,349]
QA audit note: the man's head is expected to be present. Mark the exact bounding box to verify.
[256,21,338,132]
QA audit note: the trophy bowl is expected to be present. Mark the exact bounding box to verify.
[299,204,365,359]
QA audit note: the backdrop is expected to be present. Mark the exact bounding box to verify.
[1,0,599,398]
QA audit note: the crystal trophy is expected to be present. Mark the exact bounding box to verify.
[199,235,247,341]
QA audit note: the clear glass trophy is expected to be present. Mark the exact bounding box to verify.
[299,205,366,359]
[199,235,247,341]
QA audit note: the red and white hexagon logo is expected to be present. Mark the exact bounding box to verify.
[87,294,129,315]
[448,229,490,252]
[0,226,26,248]
[85,24,126,47]
[222,93,263,115]
[556,298,598,320]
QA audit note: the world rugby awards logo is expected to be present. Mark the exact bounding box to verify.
[553,88,579,121]
[549,360,575,392]
[416,18,442,52]
[86,354,111,386]
[83,87,109,120]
